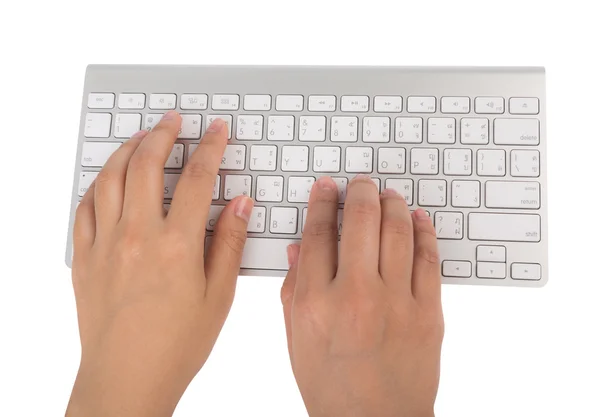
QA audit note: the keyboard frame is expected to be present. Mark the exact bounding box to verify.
[65,65,548,288]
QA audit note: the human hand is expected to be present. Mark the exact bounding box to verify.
[66,113,253,417]
[281,175,444,417]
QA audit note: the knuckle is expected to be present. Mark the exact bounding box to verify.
[344,199,380,219]
[214,228,247,255]
[305,219,338,240]
[415,220,437,238]
[415,245,441,266]
[184,159,214,180]
[381,217,412,238]
[95,169,118,186]
[129,149,162,171]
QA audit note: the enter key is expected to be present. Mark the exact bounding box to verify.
[485,181,541,209]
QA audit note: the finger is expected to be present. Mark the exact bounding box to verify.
[122,111,181,220]
[281,244,300,359]
[296,176,338,293]
[379,188,414,293]
[73,180,96,260]
[338,175,381,278]
[93,131,147,236]
[411,209,442,304]
[168,119,228,234]
[205,195,253,303]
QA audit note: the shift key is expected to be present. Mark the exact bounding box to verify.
[469,213,541,242]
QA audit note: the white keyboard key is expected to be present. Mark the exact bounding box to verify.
[331,116,358,142]
[212,94,239,110]
[332,177,348,203]
[206,115,233,139]
[77,172,98,197]
[451,180,480,208]
[477,246,506,262]
[475,97,504,114]
[494,118,540,145]
[509,97,539,115]
[384,179,413,205]
[212,175,220,200]
[407,96,436,113]
[370,177,381,192]
[81,142,120,167]
[428,118,455,144]
[244,94,272,111]
[220,145,246,170]
[288,176,315,203]
[341,95,369,112]
[256,176,284,202]
[205,237,300,270]
[206,205,225,231]
[163,173,180,199]
[149,94,176,110]
[378,148,406,174]
[248,207,267,233]
[180,94,208,110]
[236,115,263,140]
[88,93,115,109]
[442,261,472,278]
[460,118,489,144]
[308,95,336,112]
[84,113,111,138]
[165,144,184,169]
[270,207,298,234]
[511,263,541,280]
[477,262,506,279]
[444,149,472,175]
[345,147,373,173]
[434,212,463,239]
[118,93,145,109]
[511,150,540,177]
[281,146,309,172]
[314,147,341,172]
[468,213,541,242]
[411,148,439,175]
[224,175,251,200]
[395,117,423,143]
[441,97,470,114]
[374,96,402,113]
[363,117,390,143]
[268,116,295,141]
[299,116,326,142]
[178,114,202,139]
[114,113,142,138]
[250,145,277,171]
[419,180,447,207]
[485,181,541,209]
[276,95,304,111]
[144,113,163,131]
[477,149,505,176]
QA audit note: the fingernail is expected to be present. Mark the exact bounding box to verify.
[352,174,373,183]
[162,110,179,120]
[130,130,148,140]
[381,188,398,197]
[316,176,336,191]
[206,118,225,133]
[234,196,253,222]
[415,208,429,219]
[287,244,300,267]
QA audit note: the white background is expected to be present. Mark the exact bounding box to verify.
[1,0,599,416]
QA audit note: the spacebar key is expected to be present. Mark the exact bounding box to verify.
[206,237,300,270]
[468,213,541,242]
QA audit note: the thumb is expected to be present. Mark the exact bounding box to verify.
[281,244,300,359]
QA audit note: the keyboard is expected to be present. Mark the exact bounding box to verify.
[65,65,548,287]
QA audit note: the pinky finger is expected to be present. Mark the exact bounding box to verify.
[73,180,97,260]
[411,209,442,305]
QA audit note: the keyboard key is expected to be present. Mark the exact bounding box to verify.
[441,97,470,114]
[248,207,267,233]
[509,97,539,115]
[341,95,369,112]
[78,172,98,197]
[149,94,177,110]
[374,96,402,113]
[88,93,115,109]
[331,116,358,142]
[477,262,506,279]
[345,147,373,173]
[114,113,142,138]
[299,116,326,142]
[118,93,145,109]
[411,148,439,175]
[244,95,272,111]
[477,149,505,176]
[178,114,202,139]
[313,147,341,173]
[419,180,447,207]
[461,118,489,144]
[206,115,233,139]
[281,146,309,172]
[332,177,348,203]
[511,150,540,177]
[144,113,163,131]
[236,115,263,140]
[442,261,472,277]
[84,113,112,138]
[81,142,120,167]
[206,237,301,270]
[451,180,480,208]
[378,148,406,174]
[224,175,251,200]
[268,116,295,141]
[163,174,180,198]
[220,145,246,170]
[494,118,540,145]
[407,96,436,113]
[256,176,284,202]
[384,179,413,205]
[485,181,541,209]
[206,205,225,231]
[511,263,541,280]
[165,144,184,169]
[477,245,506,262]
[434,212,463,239]
[468,213,541,242]
[475,97,504,114]
[288,176,315,203]
[270,207,298,234]
[212,94,239,110]
[308,95,336,112]
[181,94,208,110]
[212,175,220,200]
[444,149,472,175]
[428,118,455,144]
[395,117,423,143]
[249,145,277,171]
[363,117,390,143]
[276,95,304,111]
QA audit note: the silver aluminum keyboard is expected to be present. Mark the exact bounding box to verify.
[65,65,548,287]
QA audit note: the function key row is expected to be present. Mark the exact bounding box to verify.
[88,93,540,115]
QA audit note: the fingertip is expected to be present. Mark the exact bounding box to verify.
[287,243,301,267]
[206,118,227,134]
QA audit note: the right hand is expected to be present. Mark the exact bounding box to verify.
[281,175,444,417]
